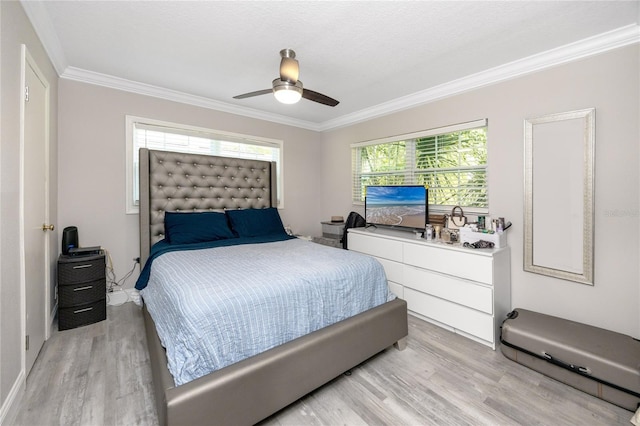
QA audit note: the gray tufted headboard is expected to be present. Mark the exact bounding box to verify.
[139,148,277,264]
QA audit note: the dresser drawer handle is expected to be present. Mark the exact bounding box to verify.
[73,264,93,270]
[73,307,93,314]
[73,285,93,292]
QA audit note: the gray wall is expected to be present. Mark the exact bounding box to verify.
[0,1,59,420]
[320,44,640,338]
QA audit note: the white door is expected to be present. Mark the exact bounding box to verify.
[22,47,50,376]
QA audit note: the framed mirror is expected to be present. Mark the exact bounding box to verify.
[524,108,595,285]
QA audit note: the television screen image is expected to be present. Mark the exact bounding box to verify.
[365,185,428,230]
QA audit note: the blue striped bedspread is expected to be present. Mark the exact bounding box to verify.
[140,237,395,386]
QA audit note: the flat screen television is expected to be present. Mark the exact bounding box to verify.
[365,185,428,231]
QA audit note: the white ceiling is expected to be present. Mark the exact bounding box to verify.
[23,1,640,130]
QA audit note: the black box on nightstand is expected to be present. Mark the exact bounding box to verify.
[57,251,106,330]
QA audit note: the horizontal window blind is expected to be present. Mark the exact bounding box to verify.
[352,119,488,213]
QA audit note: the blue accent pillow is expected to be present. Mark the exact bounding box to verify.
[226,208,287,238]
[164,211,235,244]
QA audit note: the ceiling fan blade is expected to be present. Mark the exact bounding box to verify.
[279,49,299,83]
[302,89,339,107]
[233,89,272,99]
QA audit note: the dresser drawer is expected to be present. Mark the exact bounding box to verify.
[58,299,106,331]
[58,279,106,307]
[376,257,403,283]
[58,257,105,284]
[403,242,494,284]
[348,232,403,262]
[403,265,493,314]
[404,288,494,343]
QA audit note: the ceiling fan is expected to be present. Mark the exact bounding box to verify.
[233,49,339,107]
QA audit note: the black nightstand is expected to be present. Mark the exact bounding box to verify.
[57,252,106,330]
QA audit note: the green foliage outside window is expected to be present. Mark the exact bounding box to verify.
[354,127,488,211]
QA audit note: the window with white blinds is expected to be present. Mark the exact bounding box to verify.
[351,119,488,213]
[125,116,283,214]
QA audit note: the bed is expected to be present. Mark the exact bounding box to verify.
[137,148,408,426]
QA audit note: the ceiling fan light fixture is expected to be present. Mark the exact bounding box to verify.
[273,79,303,104]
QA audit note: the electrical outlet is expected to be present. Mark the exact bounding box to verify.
[134,257,140,264]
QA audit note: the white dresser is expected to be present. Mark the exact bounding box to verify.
[348,227,511,349]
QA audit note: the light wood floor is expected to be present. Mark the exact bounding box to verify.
[13,302,633,426]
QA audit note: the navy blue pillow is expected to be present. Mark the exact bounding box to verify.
[226,208,286,238]
[164,211,235,244]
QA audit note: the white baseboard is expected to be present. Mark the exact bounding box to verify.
[0,370,25,426]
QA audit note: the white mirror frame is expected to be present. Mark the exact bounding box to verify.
[524,108,595,285]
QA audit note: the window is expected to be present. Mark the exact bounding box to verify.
[352,119,488,213]
[126,116,283,214]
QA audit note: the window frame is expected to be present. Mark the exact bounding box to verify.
[351,119,488,214]
[125,116,284,214]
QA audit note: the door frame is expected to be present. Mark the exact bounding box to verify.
[19,44,52,375]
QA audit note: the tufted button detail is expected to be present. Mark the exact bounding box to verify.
[168,172,172,177]
[176,161,181,165]
[158,160,163,164]
[193,163,197,167]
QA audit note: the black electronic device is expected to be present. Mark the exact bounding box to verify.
[68,246,102,257]
[61,226,78,255]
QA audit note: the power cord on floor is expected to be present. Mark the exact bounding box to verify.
[103,249,139,306]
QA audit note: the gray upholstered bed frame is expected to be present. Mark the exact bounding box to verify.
[139,148,408,426]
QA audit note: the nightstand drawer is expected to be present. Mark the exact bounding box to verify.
[58,299,106,331]
[58,257,105,284]
[58,279,106,307]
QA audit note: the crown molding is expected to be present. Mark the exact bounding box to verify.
[61,67,323,131]
[319,24,640,131]
[20,0,67,75]
[24,0,639,133]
